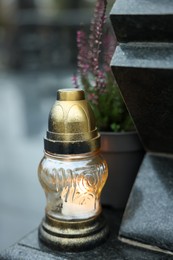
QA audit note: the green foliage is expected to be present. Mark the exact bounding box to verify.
[82,71,135,132]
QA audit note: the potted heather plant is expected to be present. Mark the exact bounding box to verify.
[73,0,144,209]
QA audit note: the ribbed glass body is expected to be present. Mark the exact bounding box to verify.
[38,151,108,221]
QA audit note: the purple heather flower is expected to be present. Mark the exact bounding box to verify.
[103,31,117,71]
[73,0,115,97]
[95,70,106,93]
[72,75,79,88]
[87,93,98,105]
[77,30,89,76]
[88,0,107,76]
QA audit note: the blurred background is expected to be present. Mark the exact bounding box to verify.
[0,0,114,251]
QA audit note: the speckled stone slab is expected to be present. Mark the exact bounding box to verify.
[0,208,168,260]
[110,0,173,42]
[110,0,173,256]
[111,43,173,154]
[119,153,173,255]
[111,0,173,154]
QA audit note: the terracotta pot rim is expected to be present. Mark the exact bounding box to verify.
[100,131,137,136]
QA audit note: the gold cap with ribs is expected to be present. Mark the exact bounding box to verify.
[44,89,100,154]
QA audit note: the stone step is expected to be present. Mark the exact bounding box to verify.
[110,0,173,42]
[112,43,173,69]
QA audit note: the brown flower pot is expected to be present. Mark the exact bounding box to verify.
[101,131,144,209]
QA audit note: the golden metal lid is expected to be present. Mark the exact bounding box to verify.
[44,89,100,154]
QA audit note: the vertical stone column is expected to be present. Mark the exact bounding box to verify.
[111,0,173,255]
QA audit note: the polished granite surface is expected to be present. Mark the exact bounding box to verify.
[0,207,169,260]
[120,154,173,254]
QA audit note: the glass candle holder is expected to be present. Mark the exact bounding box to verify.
[38,89,109,251]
